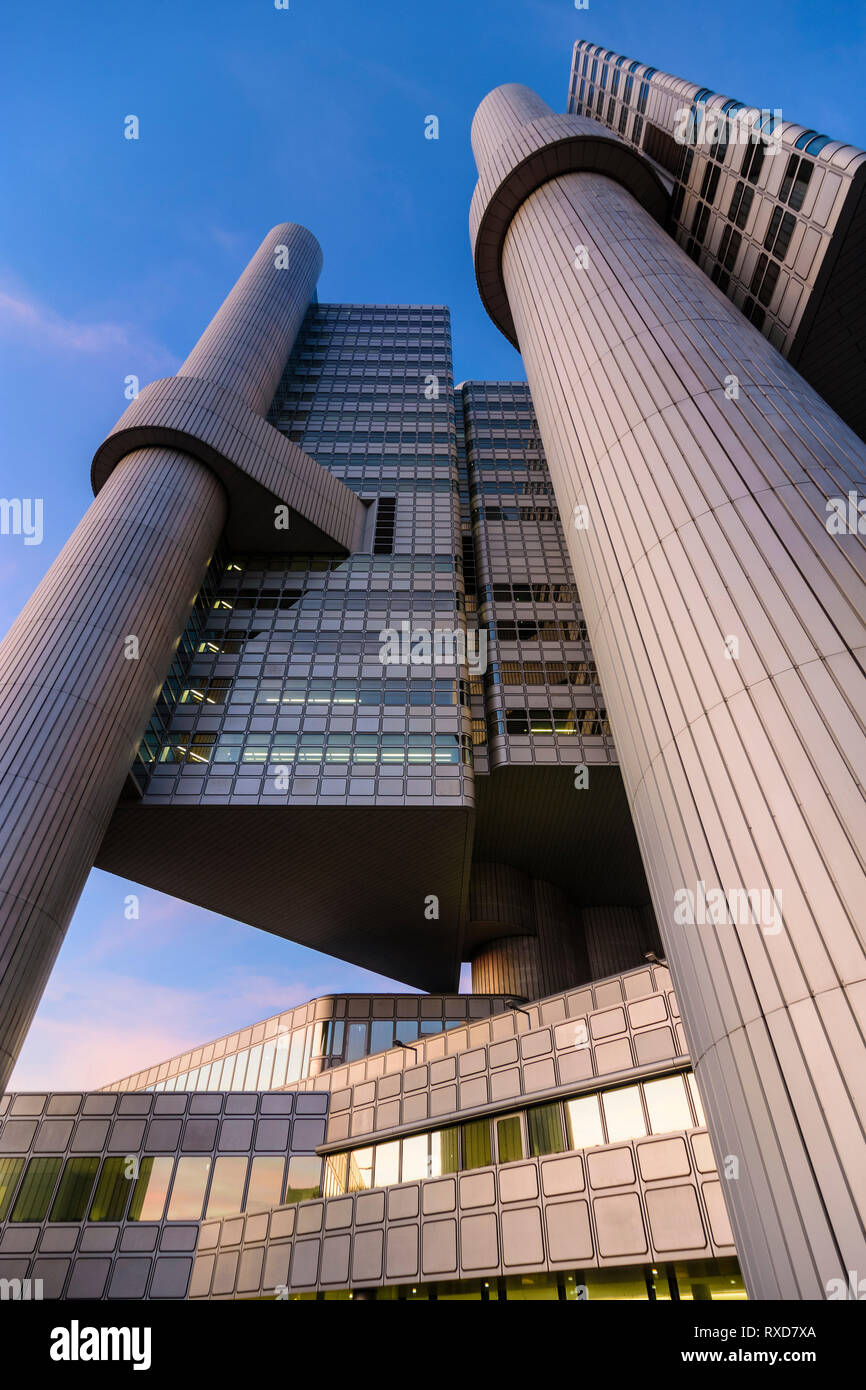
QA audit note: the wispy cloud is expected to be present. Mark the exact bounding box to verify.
[9,965,315,1092]
[0,286,179,374]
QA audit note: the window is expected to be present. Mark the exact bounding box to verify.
[323,1152,348,1199]
[370,1019,394,1054]
[699,162,720,204]
[496,1115,524,1164]
[347,1147,374,1192]
[89,1157,133,1222]
[644,1075,693,1133]
[166,1156,211,1221]
[284,1155,321,1205]
[565,1094,605,1150]
[10,1157,62,1222]
[461,1119,492,1170]
[49,1156,100,1222]
[527,1103,566,1156]
[345,1021,368,1062]
[602,1086,647,1142]
[741,139,766,185]
[0,1157,24,1220]
[128,1156,174,1221]
[717,226,741,273]
[728,181,754,229]
[401,1134,428,1182]
[750,253,780,307]
[780,154,813,210]
[764,207,796,260]
[430,1127,460,1176]
[205,1156,248,1218]
[374,1142,400,1188]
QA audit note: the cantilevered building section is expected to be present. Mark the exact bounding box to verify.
[567,40,866,439]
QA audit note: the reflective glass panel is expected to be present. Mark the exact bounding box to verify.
[346,1147,374,1192]
[0,1157,24,1220]
[374,1141,400,1188]
[89,1156,133,1222]
[602,1086,647,1142]
[643,1075,692,1133]
[565,1094,605,1150]
[247,1155,285,1212]
[527,1103,565,1156]
[400,1134,428,1182]
[205,1156,248,1218]
[128,1156,174,1222]
[430,1126,460,1176]
[49,1156,100,1222]
[166,1156,211,1220]
[496,1115,523,1163]
[11,1157,62,1222]
[461,1119,492,1170]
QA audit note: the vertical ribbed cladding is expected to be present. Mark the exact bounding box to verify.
[178,222,323,418]
[470,84,866,1297]
[470,84,554,168]
[0,449,227,1088]
[470,935,543,998]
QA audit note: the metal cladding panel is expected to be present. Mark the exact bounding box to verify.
[471,86,866,1299]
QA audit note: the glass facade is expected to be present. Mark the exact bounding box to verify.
[323,1070,702,1195]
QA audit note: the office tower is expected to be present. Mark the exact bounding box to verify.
[0,40,863,1303]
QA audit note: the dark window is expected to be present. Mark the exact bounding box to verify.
[373,497,396,554]
[764,207,796,260]
[729,181,754,229]
[699,162,721,204]
[741,140,766,185]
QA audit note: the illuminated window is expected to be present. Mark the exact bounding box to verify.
[643,1075,693,1133]
[565,1094,605,1150]
[602,1086,647,1142]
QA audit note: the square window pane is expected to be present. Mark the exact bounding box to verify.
[643,1075,692,1133]
[248,1155,286,1212]
[283,1155,320,1205]
[346,1148,374,1192]
[602,1086,647,1142]
[128,1156,174,1222]
[565,1095,605,1150]
[374,1141,400,1188]
[205,1156,248,1218]
[166,1156,211,1220]
[400,1134,427,1182]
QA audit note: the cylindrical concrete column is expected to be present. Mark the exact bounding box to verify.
[177,222,322,416]
[0,449,226,1085]
[0,222,323,1090]
[471,86,866,1298]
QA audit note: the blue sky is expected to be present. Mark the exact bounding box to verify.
[2,0,864,1088]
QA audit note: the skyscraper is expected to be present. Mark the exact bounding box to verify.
[0,40,863,1304]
